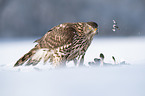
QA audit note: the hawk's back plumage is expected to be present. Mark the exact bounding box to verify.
[14,22,98,67]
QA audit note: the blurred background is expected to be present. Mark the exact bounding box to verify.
[0,0,145,38]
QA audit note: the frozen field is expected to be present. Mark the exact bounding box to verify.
[0,37,145,96]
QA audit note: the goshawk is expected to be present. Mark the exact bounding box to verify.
[14,22,98,67]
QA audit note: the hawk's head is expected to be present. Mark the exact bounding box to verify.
[84,22,98,40]
[86,22,98,35]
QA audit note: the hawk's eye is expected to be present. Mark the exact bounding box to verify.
[89,27,92,30]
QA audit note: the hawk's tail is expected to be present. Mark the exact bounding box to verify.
[14,47,38,67]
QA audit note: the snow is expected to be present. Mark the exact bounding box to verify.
[0,37,145,96]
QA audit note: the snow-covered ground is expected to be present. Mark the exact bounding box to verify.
[0,37,145,96]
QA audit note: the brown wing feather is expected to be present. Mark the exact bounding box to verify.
[36,24,76,49]
[14,24,77,67]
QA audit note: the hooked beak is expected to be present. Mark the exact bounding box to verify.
[95,28,99,34]
[95,28,97,32]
